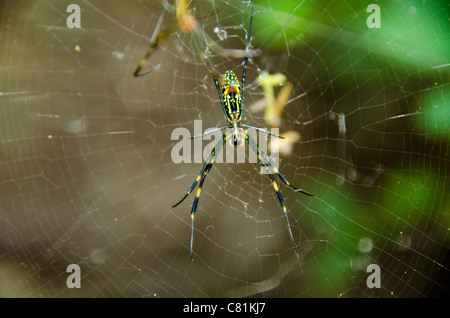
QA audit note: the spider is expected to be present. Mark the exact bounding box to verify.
[133,0,197,77]
[134,1,259,77]
[172,6,313,260]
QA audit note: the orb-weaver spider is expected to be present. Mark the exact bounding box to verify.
[172,6,313,260]
[133,0,197,77]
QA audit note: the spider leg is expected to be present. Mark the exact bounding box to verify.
[267,172,297,252]
[241,6,253,111]
[188,162,212,260]
[173,134,226,260]
[210,70,229,119]
[246,132,312,252]
[191,125,230,139]
[133,12,177,77]
[171,161,209,208]
[246,133,313,196]
[241,124,285,139]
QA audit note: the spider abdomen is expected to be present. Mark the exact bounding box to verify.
[224,92,241,120]
[222,70,243,123]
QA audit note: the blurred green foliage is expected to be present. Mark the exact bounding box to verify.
[416,87,450,138]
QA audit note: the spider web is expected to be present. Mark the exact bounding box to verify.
[0,0,448,298]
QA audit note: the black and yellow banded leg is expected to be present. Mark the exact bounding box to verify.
[267,172,297,252]
[246,133,313,197]
[172,134,226,260]
[172,161,211,208]
[188,162,213,260]
[246,132,313,253]
[172,135,225,208]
